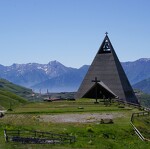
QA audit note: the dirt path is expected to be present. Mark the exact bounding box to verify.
[39,113,123,123]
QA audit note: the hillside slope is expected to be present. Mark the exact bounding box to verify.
[133,78,150,94]
[122,58,150,84]
[0,79,32,109]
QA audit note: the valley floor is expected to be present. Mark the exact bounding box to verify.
[0,99,150,149]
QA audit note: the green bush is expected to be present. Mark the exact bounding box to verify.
[86,126,94,133]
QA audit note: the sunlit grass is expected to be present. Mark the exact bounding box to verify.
[0,100,150,149]
[133,114,150,139]
[11,100,138,114]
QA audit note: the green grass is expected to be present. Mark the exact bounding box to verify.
[11,101,136,114]
[139,94,150,108]
[133,114,150,139]
[0,100,150,149]
[0,90,27,109]
[0,79,31,109]
[0,79,32,94]
[135,90,150,108]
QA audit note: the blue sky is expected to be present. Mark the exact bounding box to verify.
[0,0,150,68]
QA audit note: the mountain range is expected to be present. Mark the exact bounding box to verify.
[0,58,150,93]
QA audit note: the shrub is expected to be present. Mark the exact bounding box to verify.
[100,119,114,124]
[86,126,94,133]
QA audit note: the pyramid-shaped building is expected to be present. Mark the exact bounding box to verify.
[75,34,139,105]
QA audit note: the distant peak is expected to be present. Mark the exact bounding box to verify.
[48,60,65,67]
[79,65,89,69]
[12,63,19,65]
[11,63,20,68]
[137,58,150,62]
[48,60,60,65]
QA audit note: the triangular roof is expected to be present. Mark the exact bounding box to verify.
[75,33,139,105]
[83,81,117,99]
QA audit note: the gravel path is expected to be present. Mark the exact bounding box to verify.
[39,113,123,123]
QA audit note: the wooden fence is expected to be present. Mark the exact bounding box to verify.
[130,110,150,142]
[4,129,76,144]
[131,111,150,122]
[114,98,141,108]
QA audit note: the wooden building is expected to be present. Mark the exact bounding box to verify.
[75,33,139,105]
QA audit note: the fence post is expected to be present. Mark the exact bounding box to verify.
[4,129,8,142]
[131,113,134,122]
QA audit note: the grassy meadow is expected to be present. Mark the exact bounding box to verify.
[0,79,32,110]
[0,99,150,149]
[133,114,150,140]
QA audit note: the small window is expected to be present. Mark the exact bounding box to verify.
[98,40,111,54]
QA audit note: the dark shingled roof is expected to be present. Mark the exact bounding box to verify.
[82,81,117,99]
[75,34,139,105]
